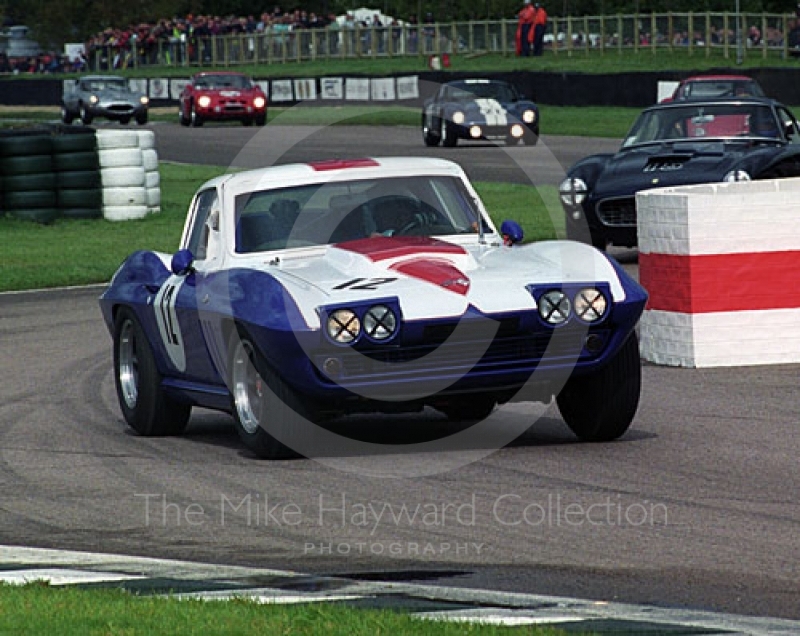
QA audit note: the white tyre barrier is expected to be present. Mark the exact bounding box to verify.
[100,166,146,188]
[96,130,140,149]
[145,170,160,188]
[146,187,161,209]
[137,130,156,150]
[98,147,143,168]
[103,186,147,207]
[103,205,149,221]
[142,148,159,172]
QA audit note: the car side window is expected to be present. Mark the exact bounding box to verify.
[778,107,800,143]
[186,189,219,260]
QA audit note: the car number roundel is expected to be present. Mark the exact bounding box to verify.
[154,275,187,372]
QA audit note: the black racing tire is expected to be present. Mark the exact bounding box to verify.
[60,207,102,219]
[8,208,60,224]
[61,104,75,125]
[79,103,93,125]
[190,103,203,127]
[0,154,53,176]
[4,189,57,209]
[524,128,539,146]
[52,133,96,153]
[228,330,309,459]
[58,188,102,209]
[422,113,441,147]
[437,397,496,422]
[136,113,148,125]
[56,170,101,190]
[52,151,99,172]
[179,106,190,127]
[3,172,56,192]
[440,117,458,147]
[255,113,266,126]
[0,134,53,157]
[556,334,641,442]
[113,307,191,436]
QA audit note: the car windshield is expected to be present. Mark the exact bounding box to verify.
[234,175,488,253]
[682,80,764,99]
[447,82,517,102]
[194,74,251,89]
[622,103,782,147]
[82,78,127,92]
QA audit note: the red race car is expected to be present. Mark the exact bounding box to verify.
[180,72,267,127]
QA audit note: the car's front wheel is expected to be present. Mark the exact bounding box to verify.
[79,103,93,125]
[440,117,457,147]
[113,307,191,436]
[229,331,310,459]
[136,113,148,125]
[61,104,74,124]
[422,113,440,146]
[190,103,203,127]
[255,113,266,126]
[556,334,641,442]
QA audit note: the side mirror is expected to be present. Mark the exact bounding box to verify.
[171,249,195,276]
[500,220,524,246]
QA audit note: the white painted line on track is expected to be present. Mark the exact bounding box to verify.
[415,609,587,626]
[0,568,145,586]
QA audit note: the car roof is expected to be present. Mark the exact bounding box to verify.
[198,157,467,194]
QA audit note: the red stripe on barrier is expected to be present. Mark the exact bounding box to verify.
[640,251,800,313]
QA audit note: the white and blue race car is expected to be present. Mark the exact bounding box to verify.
[99,157,646,459]
[422,79,540,147]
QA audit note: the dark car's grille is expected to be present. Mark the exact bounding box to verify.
[596,197,636,227]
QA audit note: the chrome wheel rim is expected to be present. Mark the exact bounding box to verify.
[232,341,263,435]
[118,320,139,410]
[440,118,447,142]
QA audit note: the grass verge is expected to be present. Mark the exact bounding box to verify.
[0,583,571,636]
[0,163,559,293]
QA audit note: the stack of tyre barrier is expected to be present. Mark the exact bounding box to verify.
[97,129,149,221]
[0,131,59,223]
[52,128,102,219]
[138,130,161,214]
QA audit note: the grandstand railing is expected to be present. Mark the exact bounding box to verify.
[86,12,800,70]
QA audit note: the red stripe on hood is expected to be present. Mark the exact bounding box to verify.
[336,236,467,262]
[389,258,470,295]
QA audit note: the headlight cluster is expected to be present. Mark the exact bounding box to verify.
[326,305,397,344]
[537,288,608,325]
[522,109,537,124]
[89,95,99,104]
[253,96,266,108]
[723,169,751,182]
[452,111,465,124]
[558,177,589,206]
[140,96,149,105]
[197,95,212,108]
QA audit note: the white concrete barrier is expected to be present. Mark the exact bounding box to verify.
[637,177,800,367]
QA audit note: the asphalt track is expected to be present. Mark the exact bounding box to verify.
[1,123,798,622]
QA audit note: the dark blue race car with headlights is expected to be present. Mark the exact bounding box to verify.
[561,97,800,250]
[99,157,646,459]
[422,79,539,147]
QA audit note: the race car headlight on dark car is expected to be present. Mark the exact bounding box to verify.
[89,95,99,104]
[197,95,212,108]
[253,96,266,108]
[559,177,588,206]
[522,109,536,124]
[538,290,571,325]
[327,309,361,344]
[363,305,397,340]
[452,111,465,124]
[574,288,608,323]
[140,96,149,105]
[723,169,751,182]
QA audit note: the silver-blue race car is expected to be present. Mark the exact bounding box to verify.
[99,157,646,459]
[62,75,149,126]
[422,79,539,147]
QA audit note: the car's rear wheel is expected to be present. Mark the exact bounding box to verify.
[113,307,191,436]
[229,332,310,459]
[61,104,74,124]
[556,334,641,442]
[79,103,93,125]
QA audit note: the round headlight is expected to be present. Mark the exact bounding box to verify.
[559,177,588,206]
[452,111,465,125]
[140,96,149,105]
[89,95,99,104]
[510,124,524,138]
[363,305,396,340]
[574,288,608,322]
[522,109,536,124]
[538,291,571,325]
[723,170,751,182]
[327,309,360,344]
[197,95,211,108]
[253,96,266,108]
